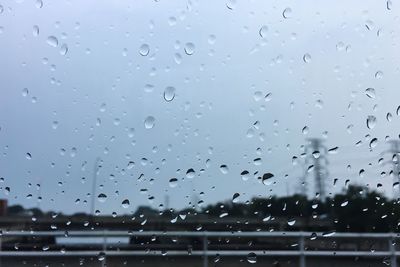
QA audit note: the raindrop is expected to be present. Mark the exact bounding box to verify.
[365,88,376,99]
[121,199,130,208]
[32,25,39,37]
[144,116,155,129]
[219,165,229,174]
[169,178,178,188]
[186,168,195,178]
[97,193,107,203]
[163,86,176,102]
[226,0,237,10]
[26,153,32,160]
[232,193,240,203]
[387,0,392,10]
[46,36,58,47]
[287,218,296,226]
[35,0,43,8]
[375,71,383,79]
[184,42,195,55]
[303,53,311,63]
[22,88,29,97]
[247,252,257,264]
[241,170,250,181]
[282,8,292,19]
[302,126,309,135]
[369,138,378,149]
[139,44,150,56]
[97,252,106,261]
[262,173,274,185]
[59,44,68,56]
[259,25,268,38]
[366,115,376,129]
[341,200,348,207]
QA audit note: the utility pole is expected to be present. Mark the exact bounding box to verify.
[90,157,101,216]
[385,140,400,199]
[305,138,329,201]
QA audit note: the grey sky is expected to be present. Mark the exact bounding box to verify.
[0,0,399,215]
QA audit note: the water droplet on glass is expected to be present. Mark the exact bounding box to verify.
[287,218,296,226]
[144,116,155,129]
[226,0,237,10]
[303,53,311,63]
[282,8,292,19]
[46,36,58,47]
[139,44,150,56]
[247,252,257,264]
[163,86,176,102]
[387,0,392,10]
[121,199,130,208]
[241,170,250,181]
[262,173,274,185]
[366,115,376,129]
[186,168,195,178]
[302,126,309,135]
[32,25,39,37]
[259,25,268,38]
[232,193,240,203]
[365,88,376,99]
[22,88,29,97]
[375,71,383,79]
[35,0,43,8]
[26,153,32,160]
[219,165,229,174]
[97,193,107,203]
[59,44,68,56]
[97,252,106,261]
[169,178,178,188]
[184,42,195,55]
[369,138,378,149]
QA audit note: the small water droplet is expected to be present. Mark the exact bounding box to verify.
[282,8,292,19]
[32,25,39,37]
[139,44,150,56]
[163,86,176,102]
[97,252,106,261]
[169,178,178,188]
[97,193,107,203]
[121,199,130,208]
[219,165,229,174]
[144,116,155,129]
[186,168,195,178]
[259,25,268,38]
[365,88,376,99]
[35,0,43,8]
[232,192,240,203]
[366,115,377,129]
[226,0,237,10]
[26,153,32,160]
[241,170,250,181]
[247,252,257,264]
[59,44,68,56]
[287,218,296,226]
[369,138,378,149]
[184,42,195,55]
[303,53,311,63]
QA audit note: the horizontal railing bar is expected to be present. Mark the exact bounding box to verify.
[0,250,396,257]
[0,231,398,238]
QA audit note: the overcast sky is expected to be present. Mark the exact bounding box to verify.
[0,0,399,215]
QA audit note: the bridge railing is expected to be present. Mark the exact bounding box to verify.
[0,231,398,267]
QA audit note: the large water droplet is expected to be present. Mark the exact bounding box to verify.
[169,178,178,188]
[144,116,155,129]
[139,44,150,56]
[163,86,176,102]
[241,170,250,181]
[232,193,240,203]
[46,36,58,47]
[262,173,274,185]
[186,168,196,178]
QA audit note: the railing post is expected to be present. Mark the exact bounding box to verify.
[389,235,397,267]
[299,233,306,267]
[101,231,106,267]
[203,233,208,267]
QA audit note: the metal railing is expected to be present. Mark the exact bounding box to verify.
[0,231,398,267]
